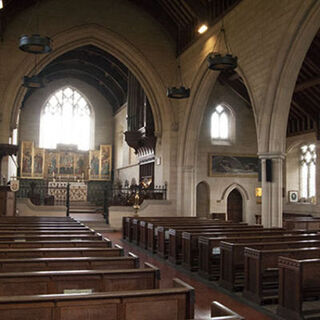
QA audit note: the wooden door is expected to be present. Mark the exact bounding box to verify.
[227,189,243,222]
[196,182,210,218]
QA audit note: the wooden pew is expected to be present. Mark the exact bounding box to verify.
[284,218,320,230]
[0,226,89,231]
[0,239,112,249]
[0,278,194,320]
[148,221,251,254]
[243,246,320,304]
[0,230,95,235]
[144,219,238,251]
[0,245,124,259]
[0,262,160,296]
[182,229,317,272]
[167,226,264,265]
[133,217,212,245]
[0,253,140,272]
[220,239,320,292]
[0,234,103,241]
[210,301,244,320]
[198,232,320,280]
[277,257,320,320]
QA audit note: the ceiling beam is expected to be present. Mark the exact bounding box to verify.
[295,76,320,92]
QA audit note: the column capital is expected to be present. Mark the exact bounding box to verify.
[258,152,286,160]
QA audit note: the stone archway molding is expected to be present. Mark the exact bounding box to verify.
[6,23,174,139]
[220,183,249,201]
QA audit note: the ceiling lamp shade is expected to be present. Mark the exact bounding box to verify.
[207,53,238,71]
[19,34,52,54]
[22,75,44,89]
[167,86,190,99]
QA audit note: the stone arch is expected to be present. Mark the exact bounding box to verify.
[220,183,249,201]
[259,1,320,154]
[176,56,256,216]
[196,181,210,218]
[5,24,174,139]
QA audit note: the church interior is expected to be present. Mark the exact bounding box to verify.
[0,0,320,319]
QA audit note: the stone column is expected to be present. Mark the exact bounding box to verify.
[181,165,196,217]
[315,143,320,205]
[259,152,285,228]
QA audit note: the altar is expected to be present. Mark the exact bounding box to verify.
[48,181,88,202]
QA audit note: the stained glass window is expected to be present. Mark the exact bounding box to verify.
[211,105,229,140]
[39,87,92,150]
[300,144,316,199]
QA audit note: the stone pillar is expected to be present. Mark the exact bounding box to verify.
[181,165,196,217]
[316,143,320,205]
[259,152,285,228]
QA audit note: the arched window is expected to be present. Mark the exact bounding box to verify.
[211,104,233,144]
[300,144,316,200]
[39,87,92,151]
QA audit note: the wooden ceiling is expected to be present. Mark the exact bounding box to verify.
[0,0,242,54]
[287,28,320,138]
[22,45,129,112]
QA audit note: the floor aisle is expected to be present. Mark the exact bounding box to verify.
[102,232,274,320]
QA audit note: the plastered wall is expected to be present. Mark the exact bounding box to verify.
[196,82,260,224]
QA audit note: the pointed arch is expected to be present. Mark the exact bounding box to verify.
[220,183,249,201]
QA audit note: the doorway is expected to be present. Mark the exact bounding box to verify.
[227,189,243,222]
[196,182,210,218]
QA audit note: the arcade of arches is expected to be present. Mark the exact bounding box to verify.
[0,1,319,319]
[0,0,319,225]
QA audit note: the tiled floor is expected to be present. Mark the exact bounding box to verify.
[102,231,274,320]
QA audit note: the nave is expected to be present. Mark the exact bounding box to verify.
[105,230,272,320]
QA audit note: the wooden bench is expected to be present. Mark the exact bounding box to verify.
[210,301,244,319]
[0,226,89,231]
[0,278,194,320]
[180,228,306,271]
[277,257,320,320]
[144,219,238,251]
[243,246,320,305]
[153,223,255,257]
[198,232,320,280]
[0,253,140,272]
[0,234,103,241]
[0,230,95,235]
[0,262,160,296]
[220,239,320,292]
[0,245,124,259]
[0,239,112,249]
[284,218,320,230]
[167,225,263,264]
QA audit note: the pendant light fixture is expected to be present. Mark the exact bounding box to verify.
[167,64,190,99]
[207,21,237,71]
[19,0,51,89]
[18,0,52,54]
[22,54,44,89]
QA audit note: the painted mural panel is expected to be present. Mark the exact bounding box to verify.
[74,153,86,176]
[33,147,45,178]
[59,152,74,175]
[100,145,112,181]
[89,150,100,180]
[47,152,59,176]
[209,154,259,177]
[20,141,33,178]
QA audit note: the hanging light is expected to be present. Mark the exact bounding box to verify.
[167,65,190,99]
[18,0,52,54]
[0,0,3,10]
[22,54,44,89]
[207,22,237,71]
[22,75,44,88]
[19,34,52,54]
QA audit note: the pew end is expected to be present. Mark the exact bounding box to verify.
[144,262,160,287]
[128,251,140,268]
[211,301,244,319]
[173,278,195,320]
[114,243,124,255]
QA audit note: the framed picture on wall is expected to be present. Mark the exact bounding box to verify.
[288,190,299,202]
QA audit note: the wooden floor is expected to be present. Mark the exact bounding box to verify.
[103,231,274,320]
